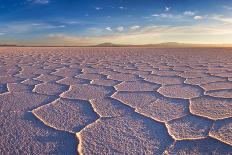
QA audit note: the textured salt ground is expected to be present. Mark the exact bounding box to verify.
[157,84,203,99]
[7,83,34,93]
[33,82,69,96]
[61,84,114,100]
[90,97,134,117]
[34,74,63,83]
[0,47,232,154]
[57,77,90,85]
[32,98,99,133]
[166,115,213,140]
[184,76,226,85]
[114,80,160,91]
[205,89,232,98]
[201,81,232,91]
[0,92,77,154]
[210,118,232,146]
[190,96,232,120]
[91,79,120,86]
[77,114,173,155]
[142,74,185,85]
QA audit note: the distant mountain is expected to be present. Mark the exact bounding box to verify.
[1,42,232,47]
[0,44,17,46]
[94,42,125,47]
[94,42,232,48]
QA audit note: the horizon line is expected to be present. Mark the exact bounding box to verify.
[2,42,232,48]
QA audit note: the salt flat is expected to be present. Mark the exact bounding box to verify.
[0,47,232,154]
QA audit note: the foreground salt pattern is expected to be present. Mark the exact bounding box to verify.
[0,47,232,154]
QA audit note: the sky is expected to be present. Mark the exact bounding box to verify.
[0,0,232,46]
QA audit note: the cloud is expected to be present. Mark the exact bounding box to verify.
[116,26,124,32]
[165,7,171,12]
[65,21,81,24]
[152,13,173,18]
[151,13,183,19]
[130,25,140,31]
[105,27,112,31]
[119,6,126,10]
[0,22,66,33]
[94,7,102,10]
[28,0,49,4]
[223,6,232,10]
[0,32,5,35]
[194,16,203,20]
[211,15,232,24]
[183,11,196,16]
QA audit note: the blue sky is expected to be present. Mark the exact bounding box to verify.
[0,0,232,45]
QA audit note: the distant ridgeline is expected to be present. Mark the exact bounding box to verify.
[0,44,18,46]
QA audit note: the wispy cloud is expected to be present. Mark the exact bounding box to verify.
[105,27,112,31]
[94,7,102,10]
[183,11,196,16]
[130,25,141,31]
[223,6,232,10]
[119,6,126,10]
[116,26,124,32]
[27,0,49,5]
[212,15,232,24]
[0,22,66,33]
[151,13,182,19]
[193,16,203,20]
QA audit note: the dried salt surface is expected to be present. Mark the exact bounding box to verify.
[0,111,77,154]
[34,74,63,83]
[77,114,173,155]
[137,98,189,122]
[107,73,141,81]
[114,80,160,91]
[75,73,106,80]
[7,83,33,92]
[164,138,232,155]
[0,84,8,94]
[190,96,232,120]
[184,76,226,85]
[91,79,120,86]
[33,82,69,96]
[113,91,189,122]
[1,47,232,154]
[158,84,202,99]
[142,74,184,85]
[166,115,213,140]
[90,97,134,117]
[207,68,229,74]
[51,67,82,77]
[0,92,50,111]
[209,119,232,146]
[0,76,24,84]
[57,77,89,85]
[152,70,182,76]
[61,84,113,100]
[201,81,232,91]
[82,67,109,74]
[112,91,160,108]
[21,78,42,85]
[178,71,209,78]
[212,72,232,78]
[32,98,99,133]
[0,87,76,154]
[205,89,232,98]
